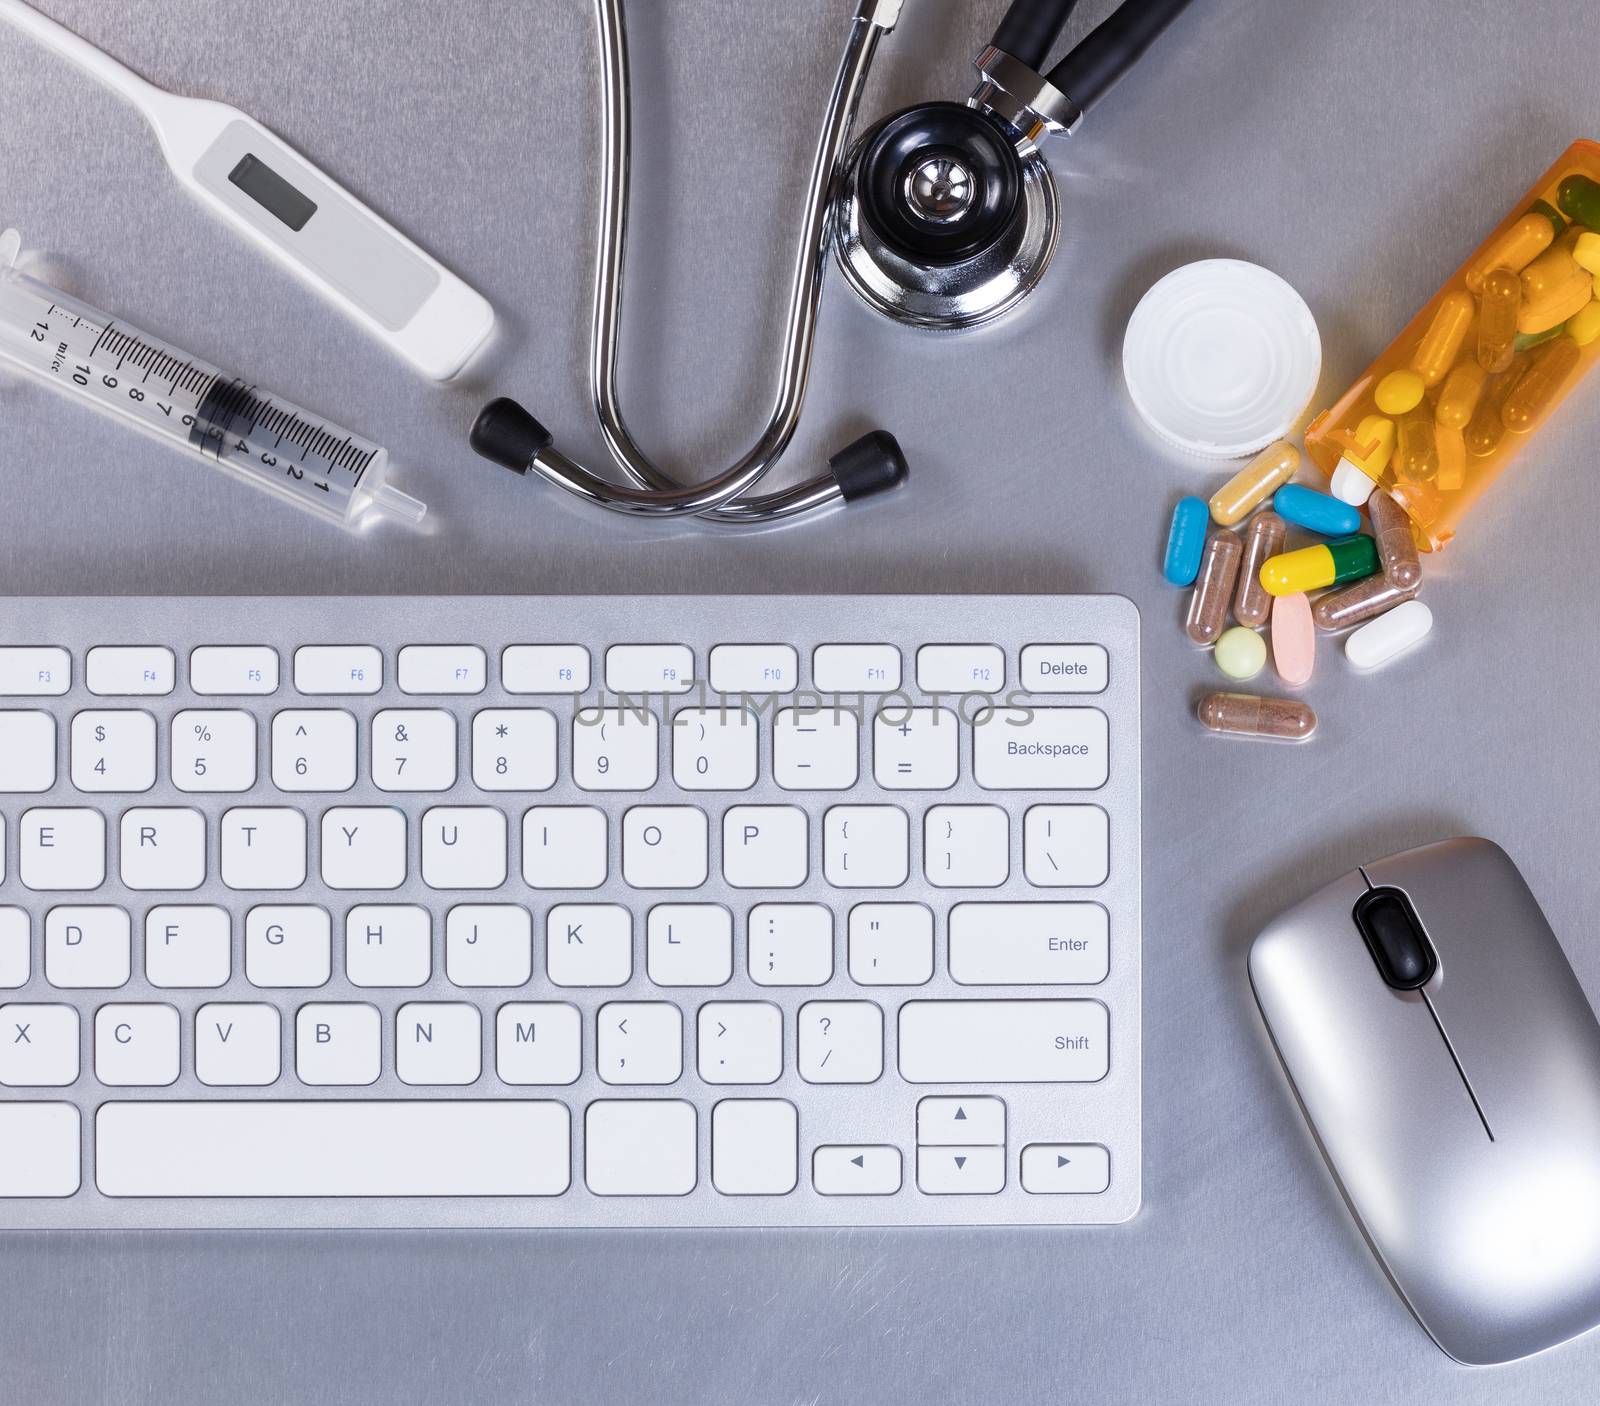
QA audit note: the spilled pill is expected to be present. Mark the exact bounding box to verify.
[1164,496,1209,586]
[1273,483,1362,537]
[1259,535,1379,596]
[1185,529,1242,646]
[1366,490,1422,589]
[1209,440,1300,526]
[1270,592,1315,686]
[1312,574,1419,632]
[1233,511,1286,628]
[1214,626,1267,681]
[1345,599,1433,669]
[1197,691,1317,741]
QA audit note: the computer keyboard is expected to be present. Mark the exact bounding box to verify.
[0,595,1140,1228]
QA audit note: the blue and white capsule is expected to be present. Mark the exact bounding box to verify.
[1164,495,1209,586]
[1273,484,1362,537]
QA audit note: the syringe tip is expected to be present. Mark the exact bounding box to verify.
[372,481,427,525]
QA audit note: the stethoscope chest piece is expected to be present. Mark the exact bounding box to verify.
[834,102,1058,331]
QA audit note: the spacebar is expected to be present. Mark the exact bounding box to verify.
[96,1102,571,1197]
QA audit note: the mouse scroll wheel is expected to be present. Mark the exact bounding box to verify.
[1354,888,1438,991]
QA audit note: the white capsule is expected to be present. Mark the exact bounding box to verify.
[1345,600,1432,669]
[1330,458,1377,507]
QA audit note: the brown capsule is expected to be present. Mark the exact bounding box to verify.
[1463,354,1528,457]
[1233,512,1286,629]
[1184,529,1242,646]
[1366,490,1422,590]
[1197,691,1317,741]
[1395,412,1438,480]
[1311,574,1420,631]
[1502,336,1581,433]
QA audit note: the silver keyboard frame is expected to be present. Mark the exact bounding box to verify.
[0,595,1140,1229]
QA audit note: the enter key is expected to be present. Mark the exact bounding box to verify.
[949,902,1109,985]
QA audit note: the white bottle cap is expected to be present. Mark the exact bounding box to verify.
[1122,259,1322,460]
[1329,458,1378,506]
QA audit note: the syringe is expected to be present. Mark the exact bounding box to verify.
[0,230,424,530]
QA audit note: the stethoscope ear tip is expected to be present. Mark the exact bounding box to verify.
[470,397,553,475]
[830,429,909,502]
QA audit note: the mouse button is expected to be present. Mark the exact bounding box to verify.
[1353,888,1435,990]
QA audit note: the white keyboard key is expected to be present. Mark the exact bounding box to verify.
[496,1003,581,1085]
[296,1002,382,1086]
[294,645,382,695]
[94,1003,180,1086]
[21,808,105,890]
[446,904,533,987]
[120,808,206,891]
[0,1004,79,1086]
[949,902,1108,985]
[546,904,631,987]
[195,1003,281,1086]
[189,646,279,695]
[220,807,307,890]
[585,1099,696,1195]
[0,909,29,988]
[396,1003,482,1085]
[925,805,1010,887]
[916,644,1004,693]
[171,711,257,792]
[599,1001,682,1085]
[371,709,457,791]
[97,1101,570,1197]
[813,1144,902,1196]
[271,709,358,792]
[321,807,407,889]
[398,644,486,695]
[0,1104,79,1196]
[698,1001,782,1084]
[472,708,557,791]
[712,1099,797,1195]
[897,1000,1109,1082]
[722,806,808,888]
[873,707,958,790]
[86,646,174,696]
[0,711,56,791]
[798,1001,882,1083]
[812,644,900,692]
[573,707,658,790]
[422,806,508,889]
[522,806,607,889]
[0,647,69,696]
[145,906,230,988]
[44,906,129,987]
[774,707,858,790]
[917,1095,1006,1146]
[71,710,156,792]
[917,1146,1005,1194]
[605,645,694,694]
[1023,805,1110,887]
[847,903,934,984]
[824,805,909,887]
[1020,644,1109,694]
[345,905,431,988]
[670,707,758,791]
[972,707,1109,790]
[647,904,733,986]
[245,905,332,988]
[622,806,708,889]
[502,644,589,694]
[748,903,833,986]
[708,645,797,694]
[1021,1142,1111,1194]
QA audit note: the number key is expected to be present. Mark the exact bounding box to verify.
[70,710,156,792]
[572,708,658,791]
[471,709,557,791]
[171,710,257,792]
[371,710,457,791]
[272,710,357,792]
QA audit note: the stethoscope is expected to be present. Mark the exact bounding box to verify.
[471,0,1196,525]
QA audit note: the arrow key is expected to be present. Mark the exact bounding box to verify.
[916,1095,1005,1147]
[1020,1142,1110,1194]
[812,1144,902,1196]
[916,1145,1004,1195]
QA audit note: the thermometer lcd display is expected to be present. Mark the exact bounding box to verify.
[227,153,318,232]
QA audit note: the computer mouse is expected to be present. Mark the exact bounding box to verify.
[1249,837,1600,1365]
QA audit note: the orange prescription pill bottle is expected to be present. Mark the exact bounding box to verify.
[1304,140,1600,550]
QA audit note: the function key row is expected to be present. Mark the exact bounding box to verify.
[0,643,1110,699]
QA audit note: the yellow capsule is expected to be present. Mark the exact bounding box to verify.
[1476,267,1521,373]
[1410,291,1474,386]
[1502,336,1581,434]
[1374,369,1425,415]
[1434,361,1487,429]
[1463,355,1528,457]
[1208,440,1300,526]
[1575,232,1600,277]
[1345,413,1395,477]
[1464,212,1555,293]
[1570,299,1600,347]
[1435,423,1466,491]
[1517,265,1593,336]
[1396,412,1437,480]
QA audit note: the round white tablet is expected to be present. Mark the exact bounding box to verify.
[1122,259,1322,460]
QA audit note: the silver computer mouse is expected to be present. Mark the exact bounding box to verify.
[1250,836,1600,1365]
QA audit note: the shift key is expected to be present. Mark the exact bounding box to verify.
[897,1000,1108,1083]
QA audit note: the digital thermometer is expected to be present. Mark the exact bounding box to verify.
[0,0,495,381]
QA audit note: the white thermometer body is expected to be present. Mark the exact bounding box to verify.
[0,0,495,381]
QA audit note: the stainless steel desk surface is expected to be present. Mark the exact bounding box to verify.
[1,1,1596,1401]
